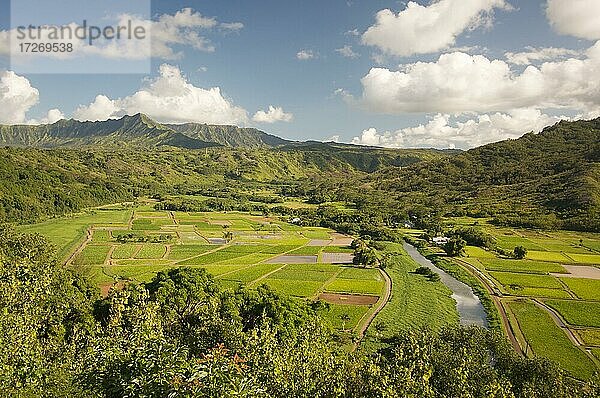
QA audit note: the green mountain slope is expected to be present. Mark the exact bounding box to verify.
[0,114,215,149]
[0,114,292,149]
[166,123,290,147]
[371,118,600,230]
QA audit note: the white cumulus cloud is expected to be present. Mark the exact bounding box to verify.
[0,70,39,124]
[27,109,65,125]
[74,64,248,125]
[505,46,582,65]
[351,109,568,149]
[546,0,600,40]
[73,95,120,122]
[362,0,511,57]
[252,106,293,123]
[357,41,600,115]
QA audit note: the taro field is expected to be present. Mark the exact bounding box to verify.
[20,200,385,333]
[448,217,600,380]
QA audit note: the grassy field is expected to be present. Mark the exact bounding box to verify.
[507,300,596,380]
[479,259,566,274]
[545,300,600,328]
[577,329,600,346]
[111,244,139,259]
[320,304,370,330]
[73,245,111,265]
[559,278,600,301]
[488,271,563,289]
[18,208,131,260]
[365,245,458,341]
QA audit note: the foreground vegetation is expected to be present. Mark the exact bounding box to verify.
[2,225,599,397]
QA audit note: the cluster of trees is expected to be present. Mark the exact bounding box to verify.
[351,238,379,267]
[415,266,441,282]
[2,226,598,397]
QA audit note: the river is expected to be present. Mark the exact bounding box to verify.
[403,242,488,328]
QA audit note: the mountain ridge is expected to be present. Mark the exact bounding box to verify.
[0,114,292,149]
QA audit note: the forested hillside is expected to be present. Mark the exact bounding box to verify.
[1,117,598,230]
[369,118,600,231]
[0,145,444,224]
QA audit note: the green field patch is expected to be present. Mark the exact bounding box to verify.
[269,266,337,282]
[179,231,207,243]
[577,329,600,346]
[195,265,247,277]
[221,264,283,283]
[593,349,600,362]
[260,279,322,297]
[565,253,600,265]
[301,228,331,240]
[216,253,274,265]
[463,246,497,259]
[84,266,115,285]
[135,244,167,259]
[111,244,140,260]
[319,304,369,330]
[114,259,174,267]
[496,236,545,251]
[480,259,566,274]
[135,211,169,218]
[337,267,383,281]
[489,271,563,289]
[322,246,354,253]
[259,244,302,255]
[73,245,111,265]
[91,230,111,243]
[526,237,588,252]
[526,251,573,263]
[131,218,173,231]
[504,286,571,298]
[508,300,596,380]
[220,244,268,254]
[287,246,323,256]
[325,278,384,296]
[194,221,224,230]
[545,300,600,328]
[167,245,214,260]
[283,263,340,273]
[559,278,600,301]
[176,251,242,265]
[104,265,170,283]
[176,245,266,265]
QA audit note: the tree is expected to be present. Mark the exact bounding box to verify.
[443,237,466,257]
[223,230,234,243]
[513,245,528,259]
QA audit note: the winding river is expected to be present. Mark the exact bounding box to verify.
[403,242,488,328]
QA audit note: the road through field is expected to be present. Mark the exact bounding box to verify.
[356,267,392,338]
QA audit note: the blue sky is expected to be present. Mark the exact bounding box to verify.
[1,0,599,148]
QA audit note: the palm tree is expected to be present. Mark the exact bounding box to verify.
[223,230,234,243]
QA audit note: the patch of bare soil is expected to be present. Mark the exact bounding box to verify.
[318,293,379,305]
